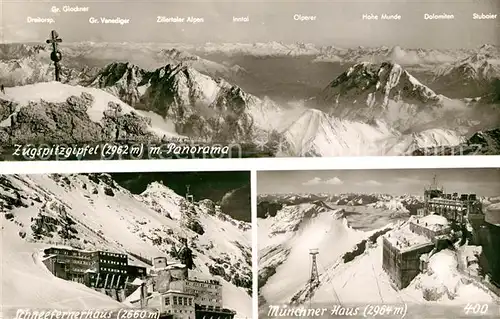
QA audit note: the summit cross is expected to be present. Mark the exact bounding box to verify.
[45,30,63,81]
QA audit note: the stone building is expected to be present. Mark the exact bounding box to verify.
[42,247,146,290]
[382,214,454,289]
[146,259,235,319]
[147,290,195,319]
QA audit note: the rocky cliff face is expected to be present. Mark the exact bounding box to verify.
[412,127,500,155]
[0,86,161,147]
[1,173,253,316]
[317,62,443,114]
[90,62,281,142]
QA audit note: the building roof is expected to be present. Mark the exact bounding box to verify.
[130,278,144,285]
[41,254,57,261]
[153,262,186,271]
[385,222,432,251]
[166,263,186,270]
[416,214,450,231]
[188,271,220,285]
[165,290,194,296]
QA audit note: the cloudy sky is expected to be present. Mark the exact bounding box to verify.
[257,168,500,196]
[2,0,499,48]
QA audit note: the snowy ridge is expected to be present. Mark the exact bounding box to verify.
[318,62,444,112]
[260,202,496,310]
[290,239,495,306]
[2,42,496,155]
[434,45,500,82]
[312,45,474,66]
[90,61,282,142]
[432,45,500,97]
[0,82,181,139]
[192,42,321,57]
[0,44,100,86]
[0,174,251,317]
[156,48,246,77]
[279,108,462,156]
[258,202,370,305]
[258,193,425,220]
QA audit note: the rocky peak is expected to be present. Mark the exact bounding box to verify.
[157,48,199,62]
[317,62,442,116]
[91,61,275,142]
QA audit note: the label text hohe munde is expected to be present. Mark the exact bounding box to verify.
[362,13,402,20]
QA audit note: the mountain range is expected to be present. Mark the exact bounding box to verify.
[0,42,498,156]
[0,173,252,317]
[258,195,500,317]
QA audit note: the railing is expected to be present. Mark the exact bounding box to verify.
[196,305,236,314]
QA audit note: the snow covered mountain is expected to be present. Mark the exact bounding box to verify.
[0,45,98,86]
[258,201,392,306]
[0,82,182,146]
[432,45,500,98]
[192,42,321,57]
[156,48,247,77]
[317,61,445,118]
[1,42,498,156]
[0,173,252,317]
[312,45,470,66]
[0,44,242,87]
[413,127,500,156]
[296,60,497,155]
[258,200,497,317]
[90,62,282,142]
[277,108,463,156]
[258,193,424,216]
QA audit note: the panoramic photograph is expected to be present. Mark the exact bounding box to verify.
[258,168,500,318]
[0,0,499,158]
[0,171,252,318]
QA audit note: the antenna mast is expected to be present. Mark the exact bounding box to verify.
[432,174,437,189]
[186,185,194,203]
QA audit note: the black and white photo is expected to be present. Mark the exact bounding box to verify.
[0,0,498,159]
[0,171,252,318]
[258,168,500,318]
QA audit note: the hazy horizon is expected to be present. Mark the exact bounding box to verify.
[2,0,499,48]
[257,169,500,197]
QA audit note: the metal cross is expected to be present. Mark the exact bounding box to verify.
[46,30,63,81]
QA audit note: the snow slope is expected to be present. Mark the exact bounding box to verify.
[2,224,123,311]
[0,174,251,318]
[279,108,462,156]
[1,82,181,138]
[306,240,494,305]
[259,201,496,311]
[259,202,371,304]
[90,62,282,142]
